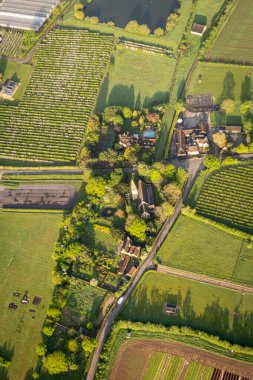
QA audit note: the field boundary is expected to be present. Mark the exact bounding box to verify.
[156,265,253,294]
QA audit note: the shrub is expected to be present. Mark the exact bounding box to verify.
[154,27,164,36]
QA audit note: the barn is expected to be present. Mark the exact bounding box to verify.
[0,0,60,31]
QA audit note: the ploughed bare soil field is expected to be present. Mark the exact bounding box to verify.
[110,339,253,380]
[0,184,78,210]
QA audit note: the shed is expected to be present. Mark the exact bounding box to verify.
[165,303,178,315]
[191,23,207,36]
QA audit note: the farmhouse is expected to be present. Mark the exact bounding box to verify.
[174,122,209,158]
[0,0,60,31]
[1,80,18,96]
[118,128,157,149]
[224,125,242,134]
[191,23,207,36]
[121,236,141,259]
[126,266,137,278]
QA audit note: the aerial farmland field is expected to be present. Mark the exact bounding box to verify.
[196,164,253,234]
[155,214,253,285]
[0,29,114,163]
[96,45,176,111]
[0,211,62,380]
[207,0,253,63]
[120,271,253,345]
[109,338,253,380]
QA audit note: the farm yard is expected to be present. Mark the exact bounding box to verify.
[109,339,253,380]
[120,271,253,346]
[0,29,23,58]
[186,61,253,125]
[96,44,176,111]
[156,215,253,285]
[196,164,253,234]
[0,212,62,380]
[0,29,114,163]
[0,60,33,102]
[207,0,253,64]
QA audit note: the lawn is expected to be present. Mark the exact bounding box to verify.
[194,0,225,27]
[207,0,253,63]
[155,215,250,283]
[0,211,62,380]
[0,60,33,101]
[187,61,253,125]
[96,45,176,111]
[61,278,107,328]
[120,271,253,345]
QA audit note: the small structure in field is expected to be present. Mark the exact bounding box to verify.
[186,94,217,112]
[32,296,42,305]
[165,303,178,315]
[21,292,29,304]
[121,236,141,258]
[8,302,18,310]
[1,80,18,97]
[191,23,207,36]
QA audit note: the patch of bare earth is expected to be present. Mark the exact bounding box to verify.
[109,339,253,380]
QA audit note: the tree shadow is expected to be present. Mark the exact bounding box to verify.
[194,14,207,25]
[95,73,110,113]
[135,91,142,110]
[0,57,8,81]
[241,75,252,103]
[221,72,235,100]
[0,342,14,380]
[108,84,135,109]
[23,368,34,380]
[143,91,169,108]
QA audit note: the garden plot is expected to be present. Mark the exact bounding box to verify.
[0,184,78,210]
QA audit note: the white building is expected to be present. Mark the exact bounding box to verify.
[0,0,60,31]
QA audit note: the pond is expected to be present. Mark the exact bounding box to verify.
[85,0,180,31]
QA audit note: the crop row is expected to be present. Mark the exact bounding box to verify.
[196,165,253,232]
[0,29,23,57]
[0,29,114,162]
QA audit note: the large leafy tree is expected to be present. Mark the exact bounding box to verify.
[44,351,69,375]
[86,177,106,200]
[126,216,147,242]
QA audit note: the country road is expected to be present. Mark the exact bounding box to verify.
[157,265,253,294]
[85,158,203,380]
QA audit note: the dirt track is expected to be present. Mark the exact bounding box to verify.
[157,265,253,294]
[110,339,253,380]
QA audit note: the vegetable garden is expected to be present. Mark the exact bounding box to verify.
[0,29,114,163]
[196,164,253,233]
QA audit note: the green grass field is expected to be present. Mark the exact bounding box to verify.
[184,361,213,380]
[208,0,253,63]
[187,61,253,125]
[0,211,62,380]
[163,355,185,380]
[143,351,167,380]
[194,0,225,27]
[120,271,253,345]
[96,45,176,111]
[0,60,33,102]
[156,215,253,285]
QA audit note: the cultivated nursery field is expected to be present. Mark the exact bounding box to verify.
[0,29,114,163]
[207,0,253,63]
[0,212,62,380]
[196,164,253,233]
[156,215,253,285]
[109,339,253,380]
[0,29,23,58]
[121,271,253,346]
